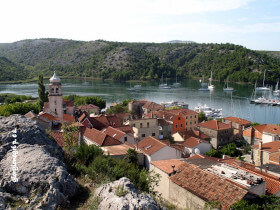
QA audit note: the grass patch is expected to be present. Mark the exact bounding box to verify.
[115,185,128,197]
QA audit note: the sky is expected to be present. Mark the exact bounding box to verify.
[1,0,280,51]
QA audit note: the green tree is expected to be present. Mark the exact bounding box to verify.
[198,112,207,123]
[62,124,79,148]
[37,74,48,110]
[124,148,138,165]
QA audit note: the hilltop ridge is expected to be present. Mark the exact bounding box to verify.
[0,38,279,84]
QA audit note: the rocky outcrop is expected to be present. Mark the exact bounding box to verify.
[0,115,78,209]
[95,177,160,210]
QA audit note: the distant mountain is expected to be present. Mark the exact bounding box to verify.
[0,38,279,84]
[166,40,196,44]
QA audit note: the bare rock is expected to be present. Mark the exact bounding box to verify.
[95,177,160,210]
[0,115,78,209]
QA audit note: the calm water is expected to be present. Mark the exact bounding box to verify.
[0,79,279,125]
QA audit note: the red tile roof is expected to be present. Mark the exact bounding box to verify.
[114,125,134,134]
[138,136,167,156]
[39,113,59,121]
[169,162,248,209]
[223,116,251,125]
[167,108,197,116]
[182,137,210,148]
[252,141,280,153]
[197,120,232,131]
[220,159,280,195]
[263,124,280,135]
[63,114,75,123]
[63,99,74,107]
[151,159,185,174]
[101,126,126,140]
[78,104,100,110]
[93,115,122,127]
[179,130,210,140]
[83,127,121,146]
[142,101,164,111]
[51,131,66,147]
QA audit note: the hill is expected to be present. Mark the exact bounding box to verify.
[0,57,26,81]
[0,38,279,84]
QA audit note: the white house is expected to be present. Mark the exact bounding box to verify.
[137,136,182,170]
[101,126,136,144]
[181,137,212,155]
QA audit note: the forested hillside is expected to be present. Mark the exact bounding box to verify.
[0,57,26,81]
[0,38,279,84]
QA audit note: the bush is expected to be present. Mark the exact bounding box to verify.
[0,101,40,117]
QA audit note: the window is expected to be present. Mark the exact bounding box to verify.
[140,123,143,128]
[160,132,163,135]
[181,124,183,128]
[194,121,196,124]
[142,134,145,138]
[190,116,192,119]
[186,116,188,119]
[133,124,135,127]
[147,122,149,128]
[190,122,192,125]
[124,137,127,142]
[152,133,155,136]
[186,122,188,125]
[64,110,66,114]
[54,101,56,105]
[178,117,181,120]
[51,88,54,93]
[55,108,57,113]
[56,88,58,93]
[175,124,178,128]
[195,115,197,118]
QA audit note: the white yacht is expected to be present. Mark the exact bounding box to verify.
[256,70,270,91]
[273,80,280,95]
[199,76,209,91]
[194,104,222,119]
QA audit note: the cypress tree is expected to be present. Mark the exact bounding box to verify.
[37,74,48,110]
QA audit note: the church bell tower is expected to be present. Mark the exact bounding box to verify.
[48,72,63,119]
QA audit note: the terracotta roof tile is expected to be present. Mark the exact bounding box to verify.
[114,125,134,134]
[38,113,59,121]
[138,136,167,156]
[51,132,66,147]
[78,104,100,110]
[167,108,197,116]
[223,116,251,125]
[197,120,232,131]
[178,130,210,140]
[263,124,280,135]
[83,127,121,146]
[182,137,210,148]
[101,126,126,140]
[63,99,74,107]
[24,111,37,119]
[169,162,248,209]
[151,159,185,174]
[63,114,75,123]
[142,101,164,111]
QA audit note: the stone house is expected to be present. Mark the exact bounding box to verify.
[125,118,159,141]
[78,104,100,116]
[196,120,233,149]
[223,116,251,139]
[137,136,182,170]
[252,140,280,166]
[150,159,260,209]
[157,118,173,139]
[243,124,280,145]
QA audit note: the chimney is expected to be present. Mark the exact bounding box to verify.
[171,165,176,174]
[230,122,232,128]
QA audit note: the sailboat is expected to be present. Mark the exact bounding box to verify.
[256,70,270,91]
[173,72,181,87]
[223,77,234,91]
[208,71,215,89]
[273,79,280,96]
[159,74,167,87]
[199,76,209,91]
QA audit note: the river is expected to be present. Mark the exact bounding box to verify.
[0,78,279,125]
